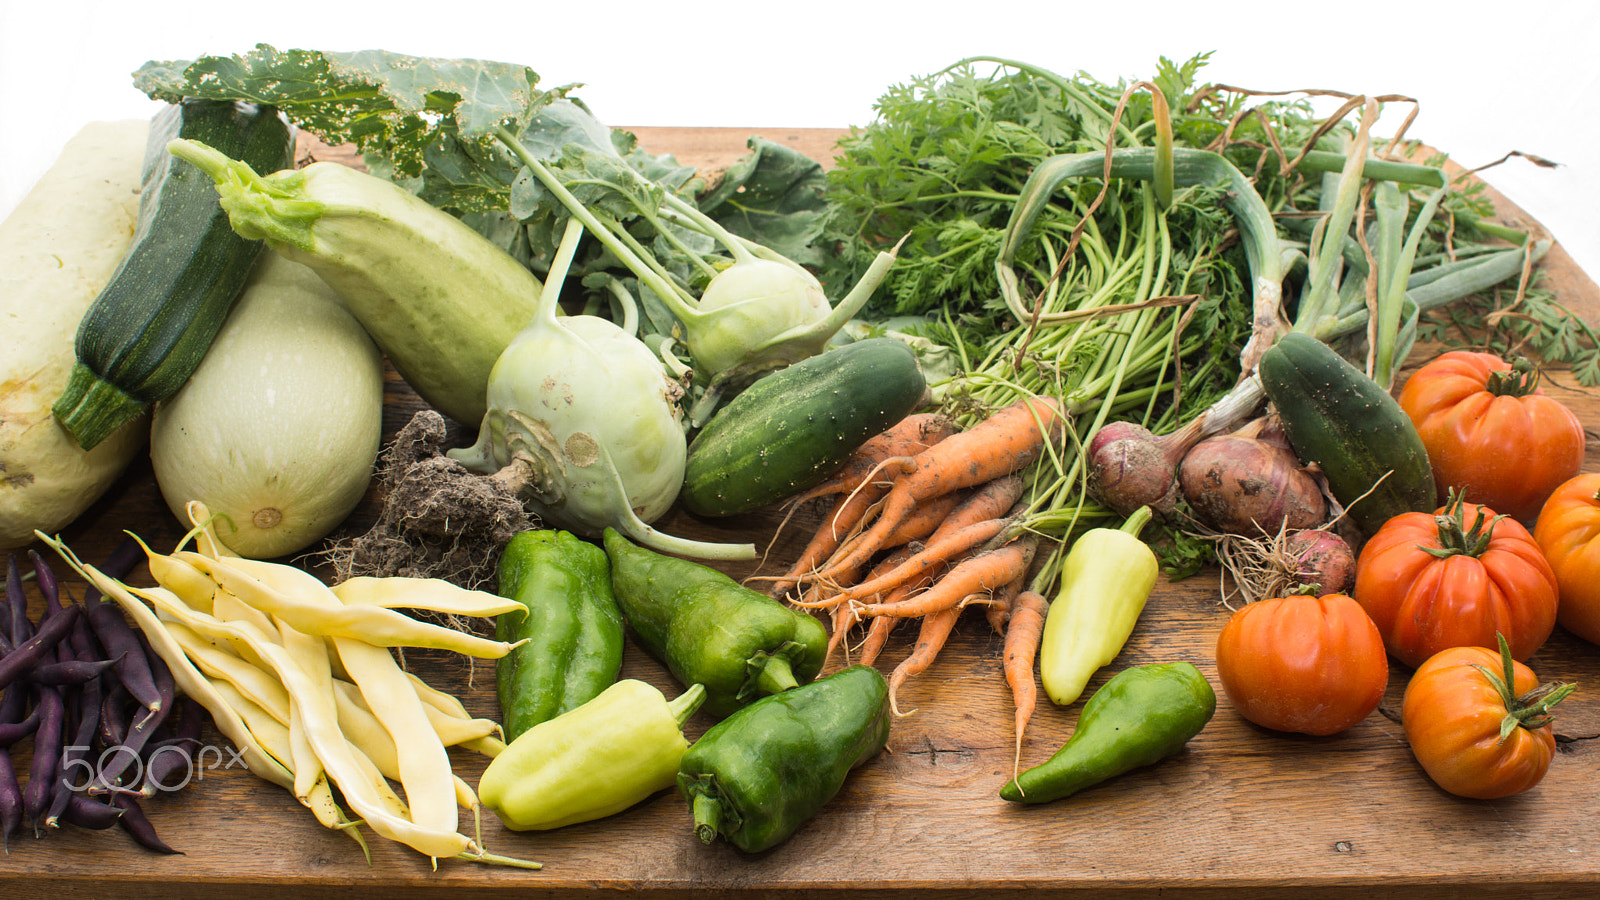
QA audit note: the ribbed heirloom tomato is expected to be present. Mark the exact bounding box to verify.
[1402,636,1573,800]
[1533,473,1600,645]
[1214,593,1387,735]
[1397,350,1584,523]
[1353,493,1557,669]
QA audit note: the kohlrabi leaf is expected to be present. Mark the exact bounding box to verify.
[698,137,831,268]
[133,44,571,190]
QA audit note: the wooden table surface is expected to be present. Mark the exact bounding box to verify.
[3,127,1599,900]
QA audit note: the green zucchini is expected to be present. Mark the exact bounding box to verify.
[51,100,294,450]
[680,338,927,518]
[1258,332,1434,536]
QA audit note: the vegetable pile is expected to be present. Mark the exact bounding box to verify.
[1,39,1598,879]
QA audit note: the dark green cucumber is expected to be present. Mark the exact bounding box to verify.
[680,338,927,517]
[1258,332,1434,536]
[52,100,294,450]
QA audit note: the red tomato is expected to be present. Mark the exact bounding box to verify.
[1401,639,1571,799]
[1397,350,1584,524]
[1533,473,1600,645]
[1214,593,1388,735]
[1353,496,1557,669]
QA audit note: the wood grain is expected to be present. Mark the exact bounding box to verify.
[2,127,1598,899]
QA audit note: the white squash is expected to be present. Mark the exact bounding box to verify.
[150,250,385,559]
[0,120,150,550]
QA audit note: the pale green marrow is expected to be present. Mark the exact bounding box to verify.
[169,141,543,428]
[150,250,385,558]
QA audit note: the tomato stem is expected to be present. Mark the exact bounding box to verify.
[1469,633,1575,743]
[1424,489,1503,560]
[1484,356,1542,398]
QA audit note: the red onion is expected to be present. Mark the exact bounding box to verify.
[1284,529,1356,596]
[1088,421,1195,517]
[1179,417,1326,535]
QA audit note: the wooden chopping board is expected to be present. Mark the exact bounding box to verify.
[3,127,1599,900]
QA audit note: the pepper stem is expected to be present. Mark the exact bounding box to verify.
[751,650,801,697]
[668,683,707,726]
[691,793,723,845]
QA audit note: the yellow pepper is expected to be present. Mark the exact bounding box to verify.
[1038,506,1158,706]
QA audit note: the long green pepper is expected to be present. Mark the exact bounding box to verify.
[494,529,624,741]
[603,528,827,717]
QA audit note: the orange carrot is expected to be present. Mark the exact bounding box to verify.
[790,412,960,506]
[855,614,901,668]
[888,603,964,716]
[820,544,917,668]
[764,414,960,598]
[809,475,1029,607]
[855,555,944,667]
[986,572,1026,637]
[808,396,1064,580]
[857,534,1039,619]
[1004,589,1050,778]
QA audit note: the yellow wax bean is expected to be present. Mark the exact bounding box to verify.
[43,554,295,793]
[331,575,524,618]
[328,680,480,812]
[334,636,458,836]
[166,619,291,724]
[141,545,217,614]
[276,616,331,802]
[182,500,242,559]
[122,579,473,858]
[178,551,517,658]
[207,677,295,773]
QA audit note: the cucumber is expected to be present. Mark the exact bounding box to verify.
[1258,332,1434,536]
[680,339,927,518]
[52,100,294,450]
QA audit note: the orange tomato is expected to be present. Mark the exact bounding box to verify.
[1533,473,1600,645]
[1397,350,1584,524]
[1401,638,1571,800]
[1354,495,1557,669]
[1214,593,1388,735]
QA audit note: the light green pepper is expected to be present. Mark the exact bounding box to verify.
[478,679,705,831]
[1038,506,1158,706]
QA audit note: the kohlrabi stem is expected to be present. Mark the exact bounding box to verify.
[659,191,758,265]
[493,126,706,325]
[537,218,586,324]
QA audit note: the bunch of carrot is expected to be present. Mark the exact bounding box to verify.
[759,395,1067,719]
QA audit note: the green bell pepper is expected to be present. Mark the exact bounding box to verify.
[677,664,890,853]
[603,528,827,717]
[1001,660,1215,804]
[479,679,706,831]
[495,529,625,741]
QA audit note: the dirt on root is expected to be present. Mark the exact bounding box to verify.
[321,409,534,591]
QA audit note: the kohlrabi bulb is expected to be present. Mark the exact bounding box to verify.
[450,312,686,533]
[687,258,829,377]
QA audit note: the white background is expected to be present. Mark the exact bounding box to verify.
[3,1,1597,281]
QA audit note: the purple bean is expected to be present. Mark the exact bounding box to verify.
[0,748,20,849]
[0,707,40,749]
[0,604,80,692]
[29,550,65,623]
[112,793,180,854]
[3,555,29,646]
[46,675,102,827]
[97,681,130,749]
[84,539,145,601]
[83,597,161,713]
[30,656,123,687]
[23,684,63,832]
[58,793,122,831]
